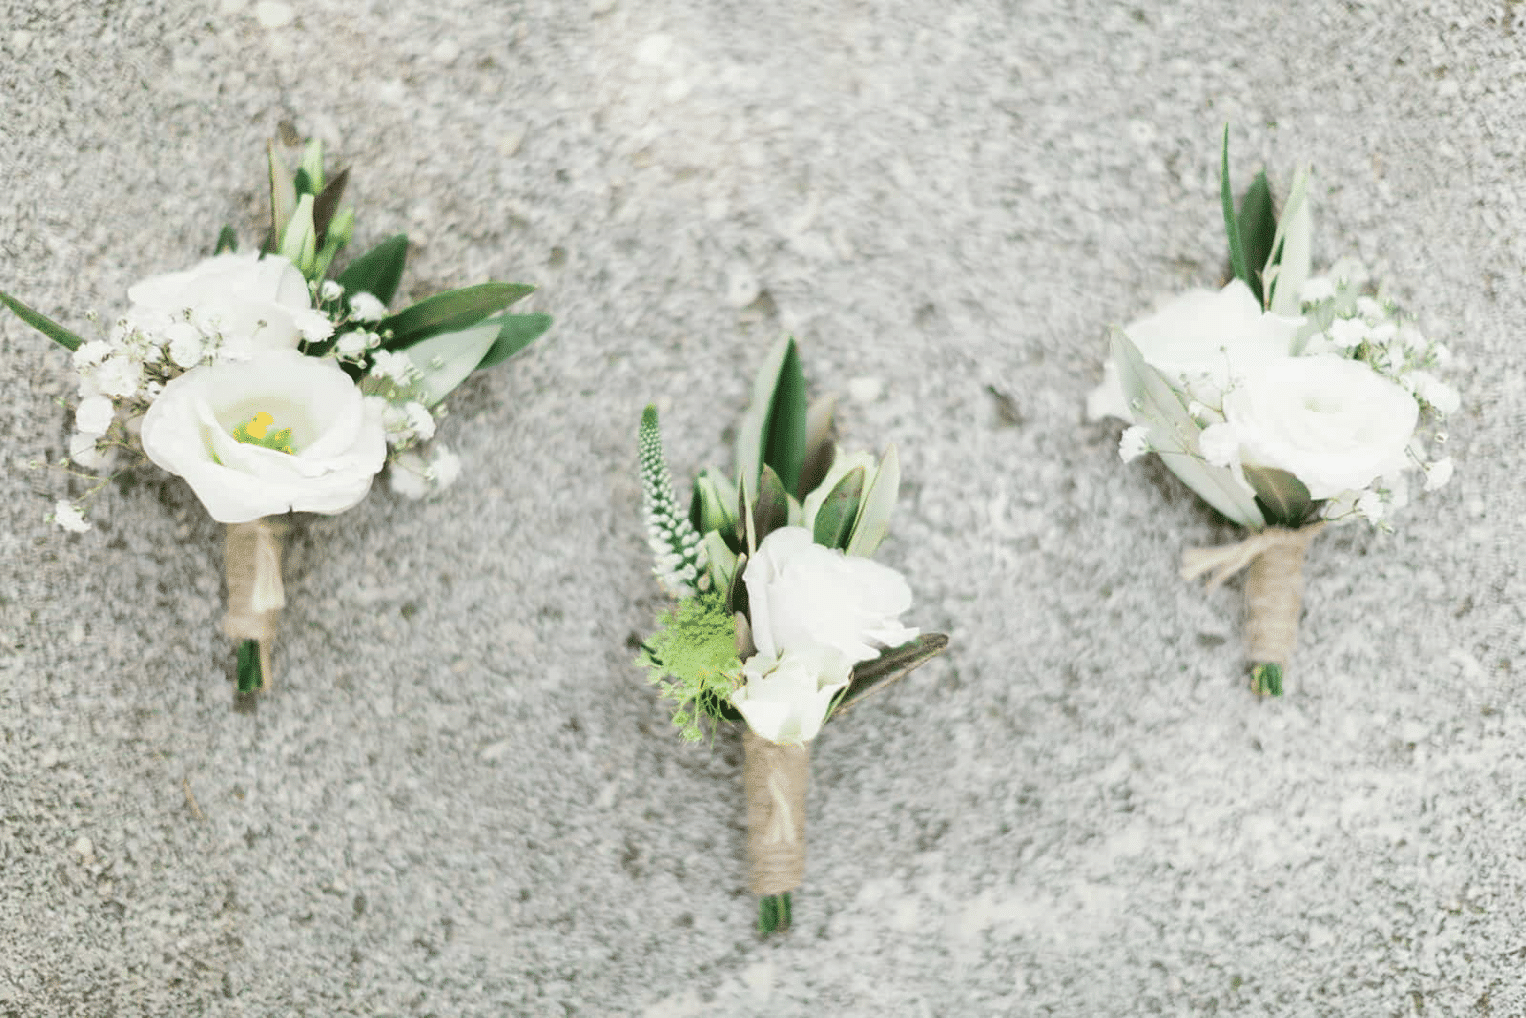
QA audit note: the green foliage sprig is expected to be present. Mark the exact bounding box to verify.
[638,590,743,742]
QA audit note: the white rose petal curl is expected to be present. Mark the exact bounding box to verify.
[140,349,387,523]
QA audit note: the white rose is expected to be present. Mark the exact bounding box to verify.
[140,349,387,523]
[1087,279,1300,421]
[1222,356,1418,500]
[127,253,332,355]
[743,526,918,664]
[731,645,853,746]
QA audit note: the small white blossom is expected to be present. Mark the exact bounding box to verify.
[52,500,90,533]
[1424,457,1454,492]
[1356,490,1385,524]
[1197,421,1240,468]
[1117,426,1150,463]
[1299,277,1335,303]
[319,280,344,302]
[1408,371,1459,415]
[68,432,109,470]
[404,401,436,442]
[388,451,431,498]
[348,291,387,322]
[369,350,415,384]
[1328,317,1369,349]
[1355,296,1385,321]
[92,355,143,398]
[74,395,115,437]
[72,340,113,369]
[165,321,206,368]
[336,331,369,357]
[430,447,461,490]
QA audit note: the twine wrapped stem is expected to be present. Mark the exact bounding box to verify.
[1181,521,1325,696]
[743,729,809,911]
[221,517,288,691]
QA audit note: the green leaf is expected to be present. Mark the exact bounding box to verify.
[1250,662,1283,697]
[473,312,551,371]
[1111,328,1265,529]
[845,443,900,557]
[1220,126,1252,292]
[311,166,350,246]
[835,633,949,714]
[292,167,315,198]
[236,639,264,692]
[762,339,808,497]
[735,334,796,495]
[1243,465,1315,528]
[812,465,864,550]
[1265,167,1312,319]
[0,290,84,351]
[278,193,317,274]
[310,207,354,283]
[298,138,324,193]
[1236,170,1276,306]
[797,394,838,498]
[267,141,297,248]
[702,530,738,593]
[725,552,748,618]
[380,282,536,350]
[691,468,738,536]
[336,233,408,306]
[750,464,790,544]
[401,320,502,405]
[213,225,238,255]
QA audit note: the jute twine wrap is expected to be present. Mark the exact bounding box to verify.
[1180,521,1325,666]
[221,518,288,682]
[742,729,809,897]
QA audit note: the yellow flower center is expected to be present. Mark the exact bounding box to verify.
[231,411,295,454]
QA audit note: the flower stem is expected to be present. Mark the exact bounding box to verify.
[757,892,791,934]
[235,639,265,692]
[1250,662,1282,697]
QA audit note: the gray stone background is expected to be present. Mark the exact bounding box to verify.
[3,1,1524,1015]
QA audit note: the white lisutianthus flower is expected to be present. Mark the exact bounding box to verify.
[1087,279,1302,421]
[74,395,115,437]
[140,349,387,523]
[1117,425,1151,463]
[52,500,90,533]
[128,253,332,357]
[731,644,854,747]
[348,291,388,322]
[1424,457,1454,492]
[1222,356,1418,500]
[743,526,917,664]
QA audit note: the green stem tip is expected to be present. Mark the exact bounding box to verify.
[235,639,265,693]
[1250,662,1283,697]
[757,892,792,934]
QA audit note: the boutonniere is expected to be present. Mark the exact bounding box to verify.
[637,335,947,932]
[1090,129,1457,695]
[6,138,551,695]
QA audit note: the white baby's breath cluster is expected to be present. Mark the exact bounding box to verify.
[357,352,461,499]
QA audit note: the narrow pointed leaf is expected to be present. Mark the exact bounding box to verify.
[762,339,808,497]
[401,320,502,405]
[1236,170,1276,306]
[336,233,408,306]
[725,552,749,618]
[214,225,238,255]
[311,166,350,246]
[380,282,536,350]
[292,167,315,198]
[798,393,838,497]
[298,138,324,193]
[812,464,864,550]
[1111,329,1265,529]
[735,334,796,494]
[702,530,738,593]
[278,193,317,273]
[691,468,738,535]
[0,291,84,351]
[1242,465,1315,528]
[1267,167,1312,320]
[834,633,949,714]
[750,464,790,544]
[1220,126,1251,291]
[473,312,551,371]
[267,141,297,246]
[310,207,354,283]
[845,443,900,557]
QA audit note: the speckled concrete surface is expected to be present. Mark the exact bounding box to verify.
[3,1,1525,1015]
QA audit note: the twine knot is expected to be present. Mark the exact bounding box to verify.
[742,729,809,897]
[1181,521,1325,668]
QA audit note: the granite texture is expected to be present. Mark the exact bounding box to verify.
[2,1,1524,1015]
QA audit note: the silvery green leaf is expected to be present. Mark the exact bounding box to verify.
[0,290,84,351]
[298,138,324,194]
[473,312,551,371]
[311,166,350,245]
[402,320,501,405]
[798,393,839,498]
[812,464,865,550]
[1220,126,1252,292]
[1242,465,1315,528]
[381,282,535,350]
[750,463,790,543]
[762,339,808,497]
[735,333,795,496]
[834,633,949,714]
[278,193,317,275]
[845,443,899,557]
[336,233,408,307]
[1236,171,1276,307]
[310,207,353,283]
[702,530,738,593]
[1266,166,1311,320]
[690,468,738,535]
[267,141,296,247]
[1111,329,1265,529]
